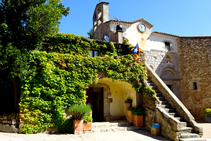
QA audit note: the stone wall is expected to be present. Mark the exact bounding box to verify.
[143,63,202,140]
[144,50,181,98]
[0,113,19,133]
[93,21,118,43]
[178,37,211,120]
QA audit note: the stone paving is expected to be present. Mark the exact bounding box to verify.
[0,121,210,141]
[0,130,170,141]
[197,120,211,139]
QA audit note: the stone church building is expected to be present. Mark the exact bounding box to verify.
[92,2,211,120]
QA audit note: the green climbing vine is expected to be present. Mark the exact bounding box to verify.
[18,33,156,134]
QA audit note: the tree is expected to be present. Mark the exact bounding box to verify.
[0,0,70,112]
[87,27,94,39]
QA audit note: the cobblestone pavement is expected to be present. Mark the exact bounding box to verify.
[0,130,170,141]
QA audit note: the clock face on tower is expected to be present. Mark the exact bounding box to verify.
[138,24,146,33]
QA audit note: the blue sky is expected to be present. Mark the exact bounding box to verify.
[59,0,211,37]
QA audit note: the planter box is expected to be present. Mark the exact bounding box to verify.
[83,122,92,131]
[73,120,84,134]
[205,116,211,123]
[133,115,143,127]
[127,110,133,122]
[151,127,160,136]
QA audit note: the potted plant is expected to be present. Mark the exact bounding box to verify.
[127,107,135,122]
[124,97,133,108]
[202,107,211,123]
[68,104,92,134]
[132,107,144,127]
[83,115,93,131]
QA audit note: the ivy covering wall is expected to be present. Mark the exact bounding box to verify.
[17,33,156,133]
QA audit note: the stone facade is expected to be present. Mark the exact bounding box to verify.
[92,2,211,121]
[0,113,19,133]
[144,63,202,141]
[178,37,211,120]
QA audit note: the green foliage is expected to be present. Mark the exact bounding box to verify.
[84,115,93,123]
[58,118,74,134]
[87,28,94,39]
[44,33,118,56]
[19,50,147,133]
[202,107,211,117]
[127,107,136,111]
[43,33,136,57]
[132,107,144,116]
[142,86,156,98]
[68,104,92,120]
[142,86,160,104]
[124,97,133,103]
[0,0,70,79]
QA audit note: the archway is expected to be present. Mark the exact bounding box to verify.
[160,67,180,99]
[87,78,139,121]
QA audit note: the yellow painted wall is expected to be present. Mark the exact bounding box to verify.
[98,78,137,116]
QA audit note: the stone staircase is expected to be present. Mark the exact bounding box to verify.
[147,78,207,141]
[84,120,143,134]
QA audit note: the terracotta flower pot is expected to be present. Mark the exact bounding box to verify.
[125,103,132,109]
[127,110,133,122]
[73,120,84,134]
[133,115,143,127]
[83,122,92,131]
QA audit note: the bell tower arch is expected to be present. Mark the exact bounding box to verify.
[93,2,109,32]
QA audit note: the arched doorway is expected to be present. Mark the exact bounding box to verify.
[86,78,139,121]
[160,67,180,99]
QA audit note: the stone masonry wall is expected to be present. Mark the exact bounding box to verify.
[178,37,211,120]
[0,113,19,133]
[93,21,117,43]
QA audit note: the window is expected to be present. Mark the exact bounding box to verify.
[165,42,171,51]
[193,82,197,90]
[90,50,99,57]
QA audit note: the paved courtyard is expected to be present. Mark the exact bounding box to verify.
[0,130,170,141]
[0,121,211,141]
[197,120,211,139]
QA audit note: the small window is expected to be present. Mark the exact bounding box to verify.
[165,42,171,51]
[193,82,197,90]
[90,50,99,57]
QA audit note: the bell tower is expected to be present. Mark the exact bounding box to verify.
[93,2,109,32]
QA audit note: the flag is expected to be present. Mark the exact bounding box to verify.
[131,43,140,60]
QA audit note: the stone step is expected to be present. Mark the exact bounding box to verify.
[157,96,165,101]
[155,89,160,93]
[180,122,187,127]
[174,116,184,121]
[156,92,163,96]
[160,100,169,104]
[109,121,133,126]
[169,112,180,117]
[164,108,175,113]
[150,86,157,89]
[179,138,207,141]
[180,133,200,138]
[179,127,193,133]
[84,126,143,134]
[147,82,154,86]
[158,104,171,108]
[92,121,132,129]
[147,80,152,83]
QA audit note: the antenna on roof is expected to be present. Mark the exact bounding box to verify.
[109,15,121,25]
[110,15,123,32]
